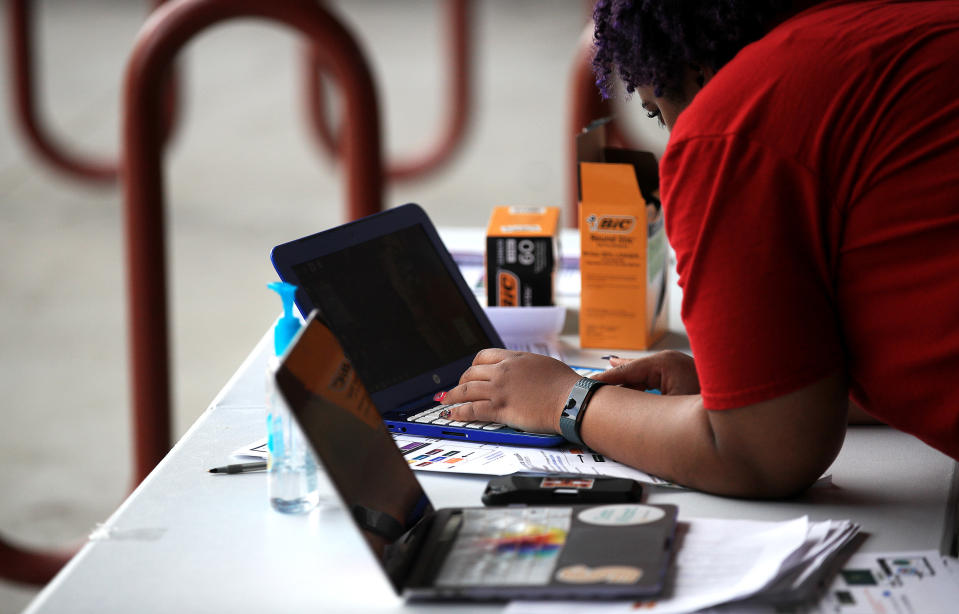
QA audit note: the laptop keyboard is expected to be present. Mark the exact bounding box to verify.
[434,507,572,587]
[403,367,602,433]
[406,403,506,431]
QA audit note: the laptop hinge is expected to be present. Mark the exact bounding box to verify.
[384,510,441,589]
[402,510,463,588]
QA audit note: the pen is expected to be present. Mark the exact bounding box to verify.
[208,461,267,474]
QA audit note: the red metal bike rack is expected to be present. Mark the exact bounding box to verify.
[0,0,188,588]
[121,0,383,488]
[5,0,179,184]
[1,0,383,588]
[304,0,472,182]
[0,536,73,587]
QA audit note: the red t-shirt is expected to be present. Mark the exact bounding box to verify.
[659,0,959,459]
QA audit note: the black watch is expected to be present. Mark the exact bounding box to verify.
[559,377,607,446]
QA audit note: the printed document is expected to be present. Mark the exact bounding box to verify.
[505,516,861,614]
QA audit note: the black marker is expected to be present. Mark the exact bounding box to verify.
[208,461,267,474]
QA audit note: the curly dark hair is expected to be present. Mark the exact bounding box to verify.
[592,0,795,99]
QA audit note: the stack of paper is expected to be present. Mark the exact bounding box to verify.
[505,516,860,614]
[699,549,959,613]
[753,518,862,604]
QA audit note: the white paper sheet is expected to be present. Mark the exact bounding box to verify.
[804,550,959,614]
[391,433,675,486]
[394,435,524,476]
[649,517,813,613]
[485,305,567,359]
[504,517,843,614]
[232,437,268,459]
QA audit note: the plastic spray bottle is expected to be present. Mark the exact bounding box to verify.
[266,281,319,513]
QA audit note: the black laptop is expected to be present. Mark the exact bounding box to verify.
[275,312,678,601]
[271,203,564,446]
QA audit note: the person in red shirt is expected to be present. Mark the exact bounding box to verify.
[442,0,959,497]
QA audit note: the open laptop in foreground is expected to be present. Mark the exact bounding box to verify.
[271,203,567,446]
[275,312,678,601]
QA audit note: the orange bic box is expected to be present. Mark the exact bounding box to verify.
[577,121,668,350]
[485,206,560,307]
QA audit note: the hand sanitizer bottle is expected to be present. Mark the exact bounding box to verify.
[265,281,319,514]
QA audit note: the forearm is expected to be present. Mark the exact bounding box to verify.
[576,388,753,495]
[444,350,847,498]
[577,376,847,498]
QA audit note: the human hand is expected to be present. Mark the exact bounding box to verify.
[441,349,581,434]
[592,350,700,395]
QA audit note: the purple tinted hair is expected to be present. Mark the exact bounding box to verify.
[592,0,793,99]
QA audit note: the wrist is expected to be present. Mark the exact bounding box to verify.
[559,377,607,446]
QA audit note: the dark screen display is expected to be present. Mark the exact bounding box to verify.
[275,318,434,594]
[291,225,489,393]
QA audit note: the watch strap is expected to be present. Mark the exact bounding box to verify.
[559,377,607,446]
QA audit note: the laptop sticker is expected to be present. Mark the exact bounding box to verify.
[540,477,595,489]
[556,565,643,585]
[434,509,570,587]
[578,504,666,526]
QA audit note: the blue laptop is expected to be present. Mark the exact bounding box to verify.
[271,203,565,446]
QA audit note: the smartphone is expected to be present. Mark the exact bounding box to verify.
[481,473,644,506]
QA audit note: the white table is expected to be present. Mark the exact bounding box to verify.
[23,325,959,614]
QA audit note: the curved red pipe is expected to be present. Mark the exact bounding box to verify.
[121,0,383,484]
[304,0,472,182]
[6,0,178,184]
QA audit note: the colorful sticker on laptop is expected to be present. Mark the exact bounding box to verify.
[578,504,665,526]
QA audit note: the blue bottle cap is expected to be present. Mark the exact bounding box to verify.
[267,281,301,356]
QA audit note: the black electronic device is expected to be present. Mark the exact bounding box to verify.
[482,474,644,506]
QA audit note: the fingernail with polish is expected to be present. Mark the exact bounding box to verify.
[439,409,451,419]
[601,354,620,360]
[433,391,447,402]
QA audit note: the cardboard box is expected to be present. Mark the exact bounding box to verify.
[577,120,668,349]
[486,206,560,306]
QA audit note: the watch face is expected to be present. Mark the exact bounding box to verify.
[561,378,606,445]
[562,394,583,422]
[562,377,599,428]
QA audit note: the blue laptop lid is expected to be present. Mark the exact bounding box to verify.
[271,203,504,414]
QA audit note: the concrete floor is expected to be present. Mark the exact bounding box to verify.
[0,1,667,611]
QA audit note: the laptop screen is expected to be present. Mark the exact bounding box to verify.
[275,313,435,594]
[286,219,493,402]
